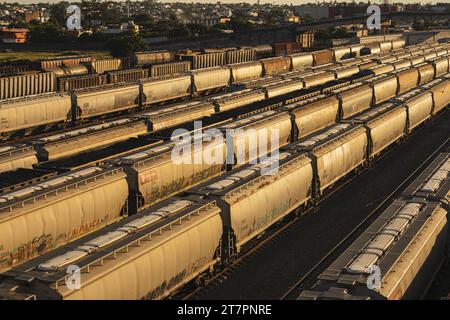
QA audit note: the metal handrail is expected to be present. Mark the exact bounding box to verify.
[0,145,34,158]
[223,156,305,199]
[0,168,123,212]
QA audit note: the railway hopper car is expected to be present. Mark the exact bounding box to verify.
[135,101,216,131]
[331,47,353,61]
[394,68,420,94]
[289,53,314,70]
[46,65,89,78]
[285,95,340,139]
[369,75,399,105]
[424,52,438,61]
[141,75,191,106]
[57,74,109,92]
[35,55,93,70]
[376,56,397,64]
[401,152,449,202]
[227,61,263,83]
[0,145,38,173]
[216,110,292,168]
[345,103,407,159]
[131,51,173,67]
[34,119,149,162]
[329,83,373,119]
[0,94,72,139]
[428,57,450,78]
[262,80,304,99]
[358,61,378,71]
[391,39,406,50]
[0,72,56,100]
[421,78,450,114]
[392,89,434,132]
[379,41,393,52]
[236,76,282,89]
[190,151,313,258]
[368,64,395,76]
[225,48,256,65]
[332,66,360,80]
[72,83,140,121]
[361,43,381,55]
[410,56,425,66]
[107,69,149,84]
[108,132,227,214]
[284,123,368,197]
[301,72,336,89]
[339,58,364,67]
[190,67,231,94]
[0,196,223,300]
[312,50,334,66]
[82,59,122,75]
[391,59,412,70]
[211,90,266,113]
[0,166,129,272]
[349,44,365,57]
[417,63,436,85]
[299,199,448,300]
[260,57,292,76]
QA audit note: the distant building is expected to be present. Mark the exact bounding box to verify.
[188,16,220,27]
[102,21,140,34]
[1,28,29,43]
[16,10,47,23]
[287,15,301,23]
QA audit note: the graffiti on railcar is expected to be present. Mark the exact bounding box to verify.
[146,256,210,299]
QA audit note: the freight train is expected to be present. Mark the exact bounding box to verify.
[1,51,448,176]
[1,42,448,143]
[0,67,447,299]
[0,39,420,139]
[298,152,449,300]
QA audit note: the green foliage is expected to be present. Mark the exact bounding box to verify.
[133,13,154,27]
[105,32,149,57]
[49,1,70,27]
[28,21,70,42]
[229,16,254,33]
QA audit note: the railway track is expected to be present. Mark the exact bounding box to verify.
[182,109,449,300]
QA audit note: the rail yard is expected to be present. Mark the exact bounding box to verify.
[0,37,449,301]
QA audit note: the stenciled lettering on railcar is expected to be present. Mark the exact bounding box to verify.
[140,170,158,184]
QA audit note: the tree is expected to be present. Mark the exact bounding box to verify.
[133,13,154,27]
[186,23,208,37]
[28,21,70,42]
[49,1,69,27]
[229,16,254,33]
[105,32,149,57]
